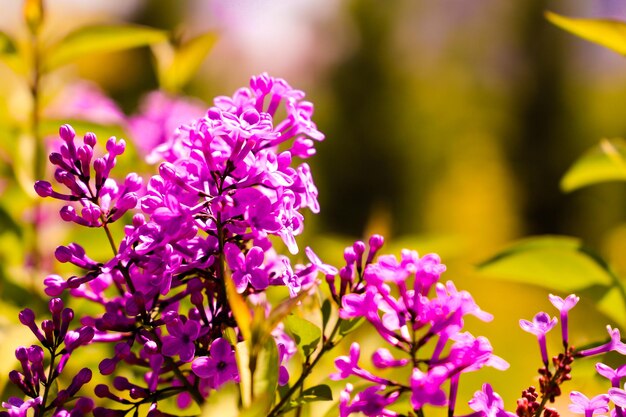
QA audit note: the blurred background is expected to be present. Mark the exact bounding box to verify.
[2,0,626,415]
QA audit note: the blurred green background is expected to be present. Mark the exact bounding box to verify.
[2,0,626,416]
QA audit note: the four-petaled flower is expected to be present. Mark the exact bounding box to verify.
[520,312,557,366]
[568,391,609,417]
[162,318,201,362]
[191,338,239,389]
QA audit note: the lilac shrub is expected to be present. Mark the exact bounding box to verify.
[3,73,626,417]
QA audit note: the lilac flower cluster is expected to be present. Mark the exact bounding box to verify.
[6,74,332,416]
[328,238,510,417]
[517,294,626,417]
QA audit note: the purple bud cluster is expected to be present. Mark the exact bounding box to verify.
[1,299,94,417]
[328,237,509,416]
[34,124,141,228]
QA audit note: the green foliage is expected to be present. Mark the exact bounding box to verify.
[43,25,168,71]
[0,31,24,74]
[280,384,333,413]
[283,315,322,358]
[477,236,616,291]
[154,32,218,92]
[561,139,626,192]
[339,317,364,336]
[546,11,626,55]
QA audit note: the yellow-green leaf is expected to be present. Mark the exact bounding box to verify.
[477,235,616,291]
[284,315,321,358]
[157,32,218,92]
[561,139,626,192]
[546,11,626,55]
[43,24,168,71]
[224,267,252,341]
[0,31,25,74]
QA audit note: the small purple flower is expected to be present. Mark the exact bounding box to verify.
[578,326,626,357]
[568,391,610,417]
[192,338,239,389]
[1,397,42,417]
[468,384,516,417]
[305,247,338,276]
[330,343,361,381]
[338,384,399,417]
[225,243,268,292]
[161,318,200,362]
[520,312,557,366]
[410,366,448,409]
[596,363,626,387]
[609,387,626,408]
[371,348,409,369]
[549,293,579,347]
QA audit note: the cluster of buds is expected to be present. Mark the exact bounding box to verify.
[1,299,94,417]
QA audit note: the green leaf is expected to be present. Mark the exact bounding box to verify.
[235,338,279,416]
[596,286,626,326]
[546,11,626,55]
[281,384,333,413]
[283,315,321,358]
[157,32,218,92]
[321,298,332,330]
[43,25,168,71]
[561,139,626,192]
[477,236,617,291]
[0,204,22,238]
[0,31,24,74]
[262,289,311,339]
[224,267,252,341]
[252,339,279,408]
[339,317,365,336]
[234,341,252,409]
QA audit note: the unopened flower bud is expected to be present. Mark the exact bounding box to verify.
[59,124,76,142]
[83,132,97,147]
[34,181,53,197]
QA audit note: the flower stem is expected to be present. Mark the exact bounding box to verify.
[267,318,343,417]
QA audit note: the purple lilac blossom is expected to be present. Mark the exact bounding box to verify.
[468,383,516,417]
[20,74,334,414]
[578,326,626,357]
[549,293,579,347]
[568,391,610,417]
[332,238,506,416]
[519,312,557,366]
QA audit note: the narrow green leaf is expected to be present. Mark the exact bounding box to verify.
[0,31,25,75]
[283,315,321,358]
[281,384,333,413]
[234,341,252,408]
[477,236,616,291]
[546,11,626,55]
[262,289,311,338]
[0,204,22,238]
[160,32,218,92]
[43,25,168,71]
[321,298,332,330]
[339,317,365,336]
[253,339,279,407]
[561,139,626,192]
